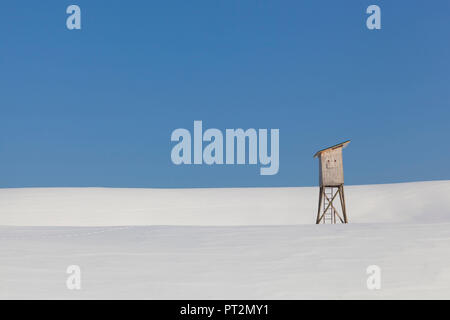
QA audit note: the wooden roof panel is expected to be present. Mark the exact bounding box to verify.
[313,140,351,158]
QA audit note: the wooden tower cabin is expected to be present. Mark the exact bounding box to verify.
[314,140,350,224]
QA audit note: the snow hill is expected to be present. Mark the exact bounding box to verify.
[1,180,450,299]
[1,180,449,226]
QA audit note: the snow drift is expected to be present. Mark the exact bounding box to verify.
[0,180,449,226]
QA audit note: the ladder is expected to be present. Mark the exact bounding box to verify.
[322,187,335,224]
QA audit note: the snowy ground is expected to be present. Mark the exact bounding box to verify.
[1,181,450,299]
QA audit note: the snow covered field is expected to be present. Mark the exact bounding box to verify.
[1,181,450,299]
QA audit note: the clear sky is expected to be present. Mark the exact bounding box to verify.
[1,1,449,188]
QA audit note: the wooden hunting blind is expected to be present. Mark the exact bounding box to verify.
[314,140,350,224]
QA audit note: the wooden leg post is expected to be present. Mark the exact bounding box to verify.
[316,186,323,224]
[339,185,348,223]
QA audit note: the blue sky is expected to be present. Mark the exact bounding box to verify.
[1,1,449,188]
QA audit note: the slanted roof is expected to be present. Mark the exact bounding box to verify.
[313,140,350,158]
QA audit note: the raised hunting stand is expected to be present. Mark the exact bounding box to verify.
[314,140,350,224]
